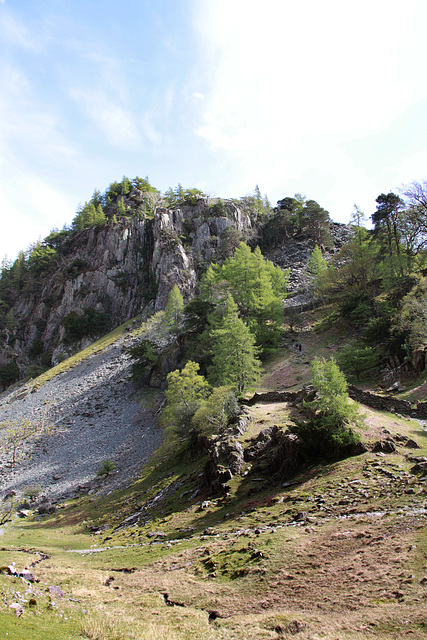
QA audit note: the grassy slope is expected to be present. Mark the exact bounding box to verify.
[0,310,426,640]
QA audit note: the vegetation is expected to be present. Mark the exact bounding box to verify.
[208,294,261,394]
[163,184,206,207]
[62,308,111,343]
[2,178,427,640]
[262,194,332,248]
[290,356,363,458]
[0,407,55,467]
[163,361,210,437]
[96,460,116,477]
[336,344,379,381]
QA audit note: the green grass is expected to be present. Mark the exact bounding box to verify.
[2,305,427,639]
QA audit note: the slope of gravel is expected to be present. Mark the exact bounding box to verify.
[0,337,164,503]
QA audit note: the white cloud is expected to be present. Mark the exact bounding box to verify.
[0,178,74,261]
[0,10,42,51]
[193,0,427,219]
[69,86,146,149]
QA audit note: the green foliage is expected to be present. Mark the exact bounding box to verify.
[208,294,261,394]
[191,386,239,437]
[209,199,227,217]
[62,308,111,343]
[290,357,363,459]
[27,243,57,276]
[44,228,73,253]
[184,243,287,370]
[72,202,106,232]
[128,338,159,379]
[96,460,116,477]
[308,245,329,297]
[336,345,379,381]
[262,195,332,248]
[163,184,206,207]
[395,276,427,355]
[238,186,272,224]
[164,361,210,437]
[116,198,127,217]
[132,175,160,195]
[163,285,184,331]
[215,243,287,352]
[0,362,20,389]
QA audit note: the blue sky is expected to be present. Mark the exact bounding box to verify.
[1,0,427,261]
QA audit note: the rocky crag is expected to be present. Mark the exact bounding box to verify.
[1,191,352,380]
[2,198,251,374]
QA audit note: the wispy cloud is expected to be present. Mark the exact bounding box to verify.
[69,86,143,149]
[0,10,42,50]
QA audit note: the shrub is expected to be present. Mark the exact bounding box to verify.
[96,460,116,477]
[62,308,111,343]
[0,362,20,389]
[290,357,363,459]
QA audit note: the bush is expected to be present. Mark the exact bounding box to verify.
[336,345,379,381]
[0,362,20,389]
[191,386,239,437]
[128,339,159,380]
[62,308,111,343]
[290,357,363,459]
[96,460,116,477]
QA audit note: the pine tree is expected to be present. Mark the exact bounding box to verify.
[163,285,184,331]
[209,294,261,394]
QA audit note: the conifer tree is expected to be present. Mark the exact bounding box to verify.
[163,285,184,331]
[209,294,261,394]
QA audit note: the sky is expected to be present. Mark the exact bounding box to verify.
[1,0,427,262]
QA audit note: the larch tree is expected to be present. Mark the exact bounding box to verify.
[209,294,261,395]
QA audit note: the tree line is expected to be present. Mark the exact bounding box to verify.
[307,181,427,380]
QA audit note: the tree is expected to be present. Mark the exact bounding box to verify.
[191,386,239,437]
[301,200,332,246]
[0,408,55,467]
[305,357,363,430]
[216,242,287,352]
[336,345,379,381]
[96,460,116,477]
[163,285,184,331]
[27,243,57,276]
[371,192,404,261]
[164,361,210,436]
[209,294,261,394]
[290,357,363,458]
[307,245,329,297]
[395,276,427,367]
[132,176,160,196]
[163,185,206,207]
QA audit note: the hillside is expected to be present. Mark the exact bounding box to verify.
[0,308,426,640]
[1,181,427,639]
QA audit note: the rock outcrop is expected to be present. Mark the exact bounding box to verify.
[1,199,252,375]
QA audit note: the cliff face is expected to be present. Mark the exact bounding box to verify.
[2,199,252,372]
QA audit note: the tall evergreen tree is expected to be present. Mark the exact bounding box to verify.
[209,294,261,394]
[163,285,184,331]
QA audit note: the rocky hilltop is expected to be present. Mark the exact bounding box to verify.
[1,188,352,382]
[2,198,252,373]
